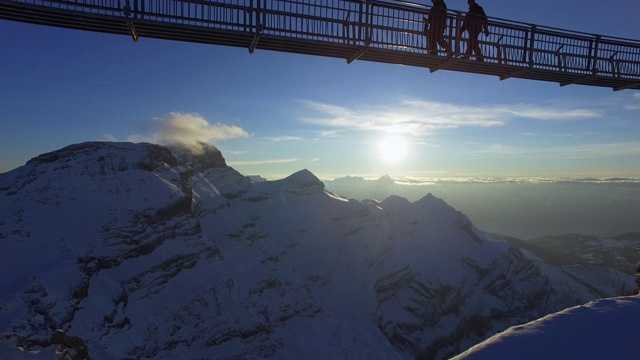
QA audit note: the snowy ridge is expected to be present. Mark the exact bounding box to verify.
[453,295,640,359]
[0,142,636,359]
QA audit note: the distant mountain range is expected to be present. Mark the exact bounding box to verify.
[524,233,640,275]
[324,175,640,240]
[0,142,637,359]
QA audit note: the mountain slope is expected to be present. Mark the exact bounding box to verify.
[453,295,640,359]
[0,142,635,359]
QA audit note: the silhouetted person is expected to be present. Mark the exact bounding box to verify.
[425,0,452,56]
[460,0,489,61]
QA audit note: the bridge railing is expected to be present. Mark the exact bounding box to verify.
[3,0,640,82]
[259,0,359,43]
[134,0,252,30]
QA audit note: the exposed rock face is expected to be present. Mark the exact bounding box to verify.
[0,142,635,359]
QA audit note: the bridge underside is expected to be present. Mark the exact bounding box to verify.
[2,1,639,91]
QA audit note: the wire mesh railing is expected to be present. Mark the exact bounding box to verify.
[2,0,640,87]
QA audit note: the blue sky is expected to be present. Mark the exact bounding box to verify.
[1,0,640,179]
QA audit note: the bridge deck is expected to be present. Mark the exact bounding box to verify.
[2,0,639,91]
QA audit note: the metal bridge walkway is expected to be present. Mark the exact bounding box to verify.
[2,0,640,91]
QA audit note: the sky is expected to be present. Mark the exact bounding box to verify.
[1,0,640,180]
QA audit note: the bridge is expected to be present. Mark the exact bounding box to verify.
[2,0,640,91]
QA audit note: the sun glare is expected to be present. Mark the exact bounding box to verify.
[378,135,408,162]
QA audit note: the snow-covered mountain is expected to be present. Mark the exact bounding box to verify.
[453,295,640,359]
[0,142,636,359]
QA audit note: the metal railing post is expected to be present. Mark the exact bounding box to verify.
[357,0,364,43]
[122,0,139,42]
[591,35,601,75]
[609,51,619,77]
[247,0,254,33]
[454,11,462,57]
[495,35,504,64]
[528,24,536,67]
[556,44,565,71]
[249,0,263,54]
[346,0,371,63]
[342,11,352,45]
[365,0,372,46]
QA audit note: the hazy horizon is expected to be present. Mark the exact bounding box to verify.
[323,174,640,240]
[3,140,638,241]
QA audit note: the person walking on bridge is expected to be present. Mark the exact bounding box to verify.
[460,0,489,61]
[424,0,452,56]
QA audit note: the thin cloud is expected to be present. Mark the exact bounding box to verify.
[126,134,151,143]
[299,100,503,134]
[623,93,640,110]
[472,141,640,159]
[222,150,248,155]
[264,136,304,142]
[132,112,249,154]
[502,104,601,120]
[102,133,117,142]
[549,142,640,158]
[318,130,344,138]
[297,99,601,134]
[228,158,298,166]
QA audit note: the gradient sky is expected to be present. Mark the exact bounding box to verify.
[1,0,640,180]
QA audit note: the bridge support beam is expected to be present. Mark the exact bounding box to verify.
[560,75,594,87]
[122,5,139,42]
[429,57,457,73]
[500,67,530,81]
[126,19,139,42]
[346,45,369,64]
[249,25,262,54]
[614,81,640,91]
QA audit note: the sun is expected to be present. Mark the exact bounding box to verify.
[378,135,408,162]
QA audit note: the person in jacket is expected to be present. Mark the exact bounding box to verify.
[460,0,489,61]
[425,0,452,56]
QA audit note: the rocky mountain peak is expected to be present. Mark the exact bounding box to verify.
[282,169,324,190]
[169,141,227,170]
[26,141,178,170]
